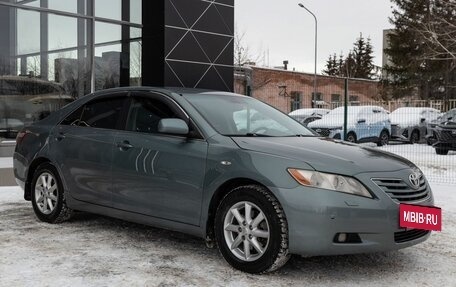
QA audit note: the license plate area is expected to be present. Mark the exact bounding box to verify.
[399,204,442,231]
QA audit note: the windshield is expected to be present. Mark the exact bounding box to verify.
[184,94,314,137]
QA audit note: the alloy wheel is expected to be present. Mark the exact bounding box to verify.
[34,172,58,215]
[223,201,270,262]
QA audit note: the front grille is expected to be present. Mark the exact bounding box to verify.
[439,130,456,142]
[312,128,330,137]
[394,229,430,243]
[372,175,430,203]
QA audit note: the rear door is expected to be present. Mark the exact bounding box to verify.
[51,93,128,206]
[111,92,208,225]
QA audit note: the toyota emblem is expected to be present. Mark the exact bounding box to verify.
[409,173,420,189]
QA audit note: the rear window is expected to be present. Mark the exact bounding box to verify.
[61,96,126,129]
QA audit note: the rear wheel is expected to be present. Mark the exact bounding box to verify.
[377,130,390,147]
[435,148,449,155]
[215,185,290,274]
[31,163,73,223]
[410,130,420,144]
[346,132,357,143]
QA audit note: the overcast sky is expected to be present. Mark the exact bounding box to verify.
[235,0,394,74]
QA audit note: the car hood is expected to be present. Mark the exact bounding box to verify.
[390,113,420,126]
[231,137,415,176]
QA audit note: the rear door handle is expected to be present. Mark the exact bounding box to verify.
[117,141,134,151]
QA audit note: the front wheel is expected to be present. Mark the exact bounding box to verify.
[31,163,73,223]
[346,132,357,143]
[215,185,290,274]
[410,130,420,144]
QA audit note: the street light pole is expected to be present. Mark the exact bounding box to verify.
[298,3,318,108]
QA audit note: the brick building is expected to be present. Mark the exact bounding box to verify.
[235,66,382,114]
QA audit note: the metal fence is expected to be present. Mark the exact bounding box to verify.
[235,69,456,185]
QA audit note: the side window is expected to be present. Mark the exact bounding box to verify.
[126,97,179,134]
[61,106,84,126]
[79,97,126,129]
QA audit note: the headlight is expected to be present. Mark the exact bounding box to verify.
[288,169,373,198]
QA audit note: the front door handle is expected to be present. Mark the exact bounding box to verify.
[117,140,134,151]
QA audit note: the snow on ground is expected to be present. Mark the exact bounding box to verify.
[378,144,456,184]
[0,157,13,169]
[0,186,455,286]
[0,144,455,286]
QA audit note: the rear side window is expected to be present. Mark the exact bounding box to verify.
[126,97,179,134]
[61,96,126,130]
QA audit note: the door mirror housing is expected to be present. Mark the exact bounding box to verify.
[158,119,189,136]
[420,118,426,123]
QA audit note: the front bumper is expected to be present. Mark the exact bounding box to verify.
[391,125,410,141]
[270,169,434,256]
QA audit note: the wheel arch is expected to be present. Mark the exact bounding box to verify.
[205,178,274,241]
[25,157,52,200]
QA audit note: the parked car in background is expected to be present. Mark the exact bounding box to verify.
[390,107,441,144]
[426,108,456,145]
[14,87,434,274]
[288,108,330,126]
[431,119,456,155]
[308,106,391,146]
[0,118,24,139]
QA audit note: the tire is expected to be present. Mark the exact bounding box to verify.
[410,130,420,144]
[31,163,73,223]
[346,132,357,143]
[435,148,449,155]
[215,185,290,274]
[377,130,389,147]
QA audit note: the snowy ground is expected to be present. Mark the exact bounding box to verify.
[0,157,13,169]
[0,184,454,287]
[0,144,455,286]
[378,144,456,184]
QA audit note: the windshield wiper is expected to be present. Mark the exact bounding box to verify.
[226,133,274,137]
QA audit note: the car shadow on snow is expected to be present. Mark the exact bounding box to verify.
[66,212,416,278]
[1,201,419,281]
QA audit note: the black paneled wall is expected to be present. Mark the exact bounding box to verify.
[142,0,234,91]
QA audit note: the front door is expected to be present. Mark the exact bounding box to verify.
[111,93,207,226]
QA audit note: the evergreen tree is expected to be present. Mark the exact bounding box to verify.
[322,53,338,76]
[323,34,376,79]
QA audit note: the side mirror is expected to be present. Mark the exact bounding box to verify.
[357,119,366,124]
[420,118,426,123]
[158,118,189,136]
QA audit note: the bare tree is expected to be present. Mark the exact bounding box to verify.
[234,27,264,66]
[412,0,456,61]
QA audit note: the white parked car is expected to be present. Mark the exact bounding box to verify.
[390,107,441,144]
[308,106,391,146]
[288,108,330,126]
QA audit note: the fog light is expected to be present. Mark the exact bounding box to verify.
[334,233,362,243]
[338,233,347,242]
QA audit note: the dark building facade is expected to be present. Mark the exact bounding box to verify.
[0,0,234,139]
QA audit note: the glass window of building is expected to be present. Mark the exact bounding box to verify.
[0,1,143,140]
